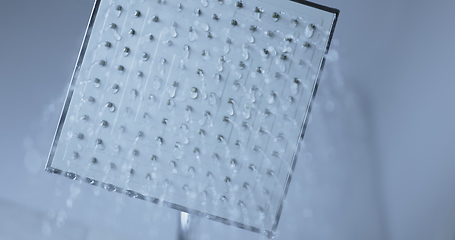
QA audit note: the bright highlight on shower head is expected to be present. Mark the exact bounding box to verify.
[46,0,338,237]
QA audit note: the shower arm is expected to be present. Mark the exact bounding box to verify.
[177,212,199,240]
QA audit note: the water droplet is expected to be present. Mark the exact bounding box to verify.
[152,76,162,90]
[291,18,299,28]
[164,39,173,47]
[224,38,231,54]
[86,96,95,104]
[283,96,294,111]
[148,93,156,102]
[201,23,210,32]
[190,87,198,99]
[194,8,201,16]
[189,27,198,42]
[177,3,183,12]
[95,139,105,150]
[114,145,121,152]
[115,5,122,17]
[167,99,175,110]
[173,144,183,159]
[86,178,97,185]
[216,56,225,71]
[148,33,154,41]
[241,121,249,130]
[184,106,192,122]
[249,164,256,171]
[242,44,249,60]
[199,0,209,7]
[305,24,315,38]
[243,104,252,119]
[98,59,106,66]
[152,15,159,22]
[126,190,138,198]
[117,65,125,72]
[142,53,149,61]
[131,89,139,99]
[112,84,120,93]
[200,87,207,100]
[102,41,111,48]
[232,80,241,91]
[163,179,171,188]
[180,123,189,132]
[272,12,280,21]
[109,162,117,170]
[159,58,167,76]
[249,86,258,103]
[272,151,281,158]
[291,79,300,95]
[268,91,276,104]
[171,22,178,38]
[183,45,190,59]
[209,92,218,106]
[178,60,186,70]
[103,184,116,192]
[156,136,163,145]
[168,82,178,98]
[227,100,235,116]
[199,111,211,126]
[214,74,222,84]
[261,109,271,120]
[169,160,177,168]
[238,61,246,69]
[106,102,116,112]
[76,133,84,140]
[108,24,122,40]
[145,173,153,181]
[132,149,139,156]
[100,120,109,128]
[202,49,210,60]
[229,158,237,167]
[90,79,100,90]
[256,67,263,74]
[276,58,287,72]
[187,167,195,178]
[66,172,77,180]
[223,116,230,123]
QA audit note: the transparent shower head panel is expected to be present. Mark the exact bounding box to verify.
[46,0,338,237]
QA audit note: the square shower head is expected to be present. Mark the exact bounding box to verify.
[46,0,338,237]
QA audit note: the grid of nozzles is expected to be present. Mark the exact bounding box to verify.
[51,0,330,231]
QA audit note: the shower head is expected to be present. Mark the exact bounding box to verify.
[46,0,338,237]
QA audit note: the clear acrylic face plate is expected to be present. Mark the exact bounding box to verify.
[46,0,338,237]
